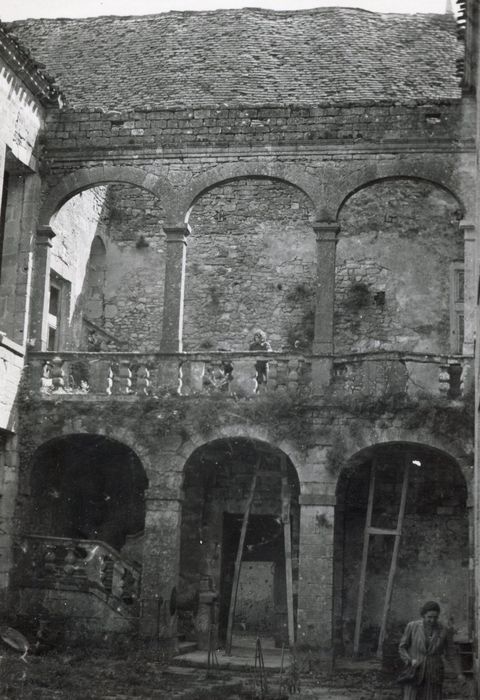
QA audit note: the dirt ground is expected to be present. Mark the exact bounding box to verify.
[0,649,474,699]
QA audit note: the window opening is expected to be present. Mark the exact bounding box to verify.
[450,262,465,354]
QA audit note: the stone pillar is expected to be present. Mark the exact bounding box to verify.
[0,434,19,598]
[29,226,55,350]
[0,173,42,346]
[460,219,475,356]
[297,493,336,667]
[140,495,182,647]
[160,224,190,353]
[312,221,339,355]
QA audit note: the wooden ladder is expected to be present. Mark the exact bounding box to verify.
[353,453,411,658]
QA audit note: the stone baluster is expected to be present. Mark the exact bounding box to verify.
[106,363,114,395]
[43,547,57,576]
[136,364,151,395]
[51,356,65,392]
[63,547,77,576]
[100,554,114,593]
[160,224,190,353]
[460,359,472,396]
[111,559,125,599]
[118,360,132,394]
[39,360,52,393]
[288,357,300,391]
[438,364,451,396]
[30,226,55,350]
[312,220,339,354]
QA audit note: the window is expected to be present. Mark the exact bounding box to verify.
[47,274,70,351]
[450,262,465,354]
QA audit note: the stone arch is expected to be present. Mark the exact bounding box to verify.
[39,165,176,226]
[179,424,304,485]
[28,433,149,553]
[339,430,472,496]
[334,440,470,658]
[333,165,465,221]
[334,176,466,355]
[179,162,320,222]
[183,173,317,352]
[179,432,301,647]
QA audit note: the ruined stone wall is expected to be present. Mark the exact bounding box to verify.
[185,179,315,351]
[49,183,166,351]
[336,180,463,354]
[99,185,166,350]
[50,187,108,348]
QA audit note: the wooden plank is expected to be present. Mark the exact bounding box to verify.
[368,526,398,537]
[353,459,376,655]
[225,457,260,656]
[281,457,295,648]
[376,455,410,659]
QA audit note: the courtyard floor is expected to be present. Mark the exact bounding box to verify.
[0,648,474,699]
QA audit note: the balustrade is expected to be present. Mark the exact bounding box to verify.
[13,535,141,615]
[332,352,473,400]
[27,351,312,397]
[26,350,473,402]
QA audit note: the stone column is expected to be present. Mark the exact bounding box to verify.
[312,221,339,354]
[139,495,182,647]
[296,493,336,668]
[29,225,55,350]
[0,173,42,345]
[460,219,475,356]
[160,224,190,353]
[0,434,19,600]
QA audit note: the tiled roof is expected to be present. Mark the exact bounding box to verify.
[8,9,461,109]
[0,20,63,105]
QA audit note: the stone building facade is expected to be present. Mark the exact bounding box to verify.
[0,2,479,676]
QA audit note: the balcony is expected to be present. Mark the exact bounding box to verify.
[25,350,473,402]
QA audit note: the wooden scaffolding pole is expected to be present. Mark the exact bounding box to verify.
[281,455,295,648]
[353,454,411,658]
[353,459,376,656]
[225,456,260,656]
[376,456,410,658]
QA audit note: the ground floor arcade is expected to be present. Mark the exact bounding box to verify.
[6,415,471,668]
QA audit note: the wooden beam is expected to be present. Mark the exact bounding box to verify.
[368,527,398,537]
[376,455,410,659]
[353,459,376,655]
[281,456,295,648]
[225,457,259,656]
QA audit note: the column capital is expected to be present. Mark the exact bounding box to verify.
[458,219,475,239]
[36,225,55,245]
[163,223,191,241]
[312,220,340,241]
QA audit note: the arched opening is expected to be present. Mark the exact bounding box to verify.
[47,182,166,352]
[336,178,463,354]
[179,437,300,650]
[30,435,148,563]
[184,177,315,352]
[334,442,469,661]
